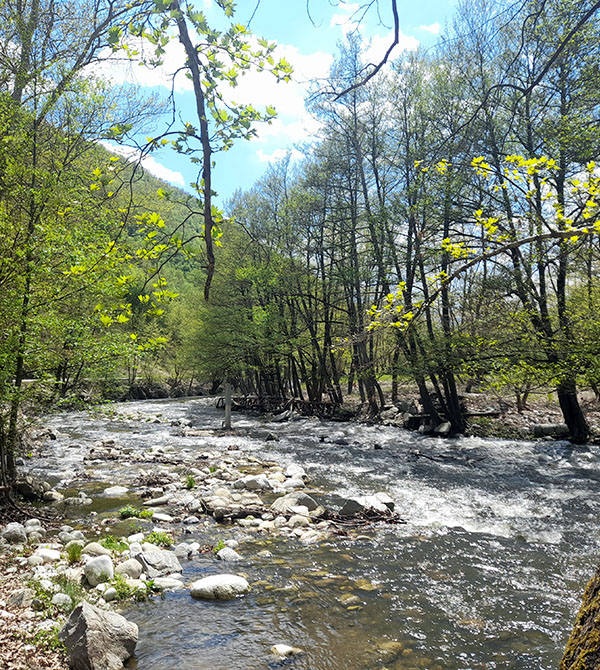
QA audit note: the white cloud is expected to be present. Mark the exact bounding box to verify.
[330,2,360,32]
[256,147,305,164]
[99,141,186,187]
[363,31,419,65]
[419,22,441,35]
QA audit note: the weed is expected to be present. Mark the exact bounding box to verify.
[209,466,216,473]
[110,574,164,602]
[53,575,85,610]
[66,543,82,564]
[185,474,196,489]
[119,505,153,520]
[146,531,173,548]
[30,626,66,654]
[100,535,129,553]
[212,540,226,554]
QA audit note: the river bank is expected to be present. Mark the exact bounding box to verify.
[2,396,600,669]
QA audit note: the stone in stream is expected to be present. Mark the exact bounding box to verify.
[285,464,306,479]
[59,601,138,670]
[84,556,114,587]
[270,492,319,515]
[134,549,182,578]
[271,644,303,657]
[233,474,273,491]
[190,574,250,600]
[152,512,174,523]
[216,547,242,562]
[103,486,129,496]
[143,495,170,507]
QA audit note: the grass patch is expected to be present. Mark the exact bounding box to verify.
[119,505,154,520]
[146,531,174,548]
[212,540,226,554]
[100,535,129,553]
[185,474,196,489]
[111,574,164,602]
[66,543,83,564]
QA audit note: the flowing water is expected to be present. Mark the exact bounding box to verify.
[32,397,600,669]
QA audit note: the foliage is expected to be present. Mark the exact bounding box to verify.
[99,535,129,553]
[66,543,83,564]
[119,505,154,519]
[146,531,174,548]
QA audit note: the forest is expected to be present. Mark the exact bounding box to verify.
[1,0,600,487]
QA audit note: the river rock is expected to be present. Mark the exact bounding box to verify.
[2,522,27,544]
[183,516,200,524]
[152,577,185,590]
[233,474,273,491]
[82,542,111,557]
[24,518,42,529]
[84,556,114,586]
[285,464,306,479]
[8,587,35,608]
[270,492,319,514]
[115,559,143,580]
[153,512,174,523]
[281,477,305,490]
[288,514,310,528]
[103,486,129,496]
[44,490,64,502]
[216,547,242,562]
[134,549,182,578]
[52,593,73,609]
[59,601,138,670]
[190,574,250,600]
[143,495,170,507]
[34,547,62,563]
[271,644,302,657]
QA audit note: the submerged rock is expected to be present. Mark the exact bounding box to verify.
[59,601,138,670]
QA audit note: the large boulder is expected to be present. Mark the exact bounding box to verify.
[190,574,249,600]
[561,566,600,669]
[270,492,319,515]
[15,475,49,501]
[59,601,138,670]
[115,558,143,580]
[134,548,182,578]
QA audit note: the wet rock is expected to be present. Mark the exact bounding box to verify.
[43,489,64,502]
[190,574,250,600]
[84,556,114,586]
[143,495,170,507]
[152,577,185,590]
[153,512,174,523]
[115,559,143,580]
[174,543,192,559]
[183,516,200,524]
[373,492,395,512]
[270,492,319,514]
[285,464,306,479]
[281,477,305,490]
[103,486,129,496]
[134,549,182,578]
[216,547,242,562]
[59,601,138,670]
[2,522,27,544]
[271,644,302,657]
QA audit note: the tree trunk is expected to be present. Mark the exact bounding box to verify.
[557,378,589,444]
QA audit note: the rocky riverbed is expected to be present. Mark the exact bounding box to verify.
[2,396,600,669]
[0,405,399,670]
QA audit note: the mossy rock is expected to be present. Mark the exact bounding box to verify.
[561,566,600,669]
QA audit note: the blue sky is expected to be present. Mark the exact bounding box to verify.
[96,0,457,205]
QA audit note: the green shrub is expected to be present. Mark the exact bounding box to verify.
[146,531,173,548]
[185,474,196,489]
[119,505,154,520]
[212,540,226,554]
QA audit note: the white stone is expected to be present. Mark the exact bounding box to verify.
[285,464,306,479]
[190,574,249,600]
[34,548,62,563]
[153,512,173,523]
[152,577,184,590]
[103,486,129,496]
[82,542,111,557]
[51,593,73,609]
[115,559,143,580]
[271,644,302,657]
[216,547,242,562]
[84,555,114,587]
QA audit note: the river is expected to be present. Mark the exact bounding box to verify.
[30,397,600,669]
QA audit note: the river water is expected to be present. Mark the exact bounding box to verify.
[34,397,600,669]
